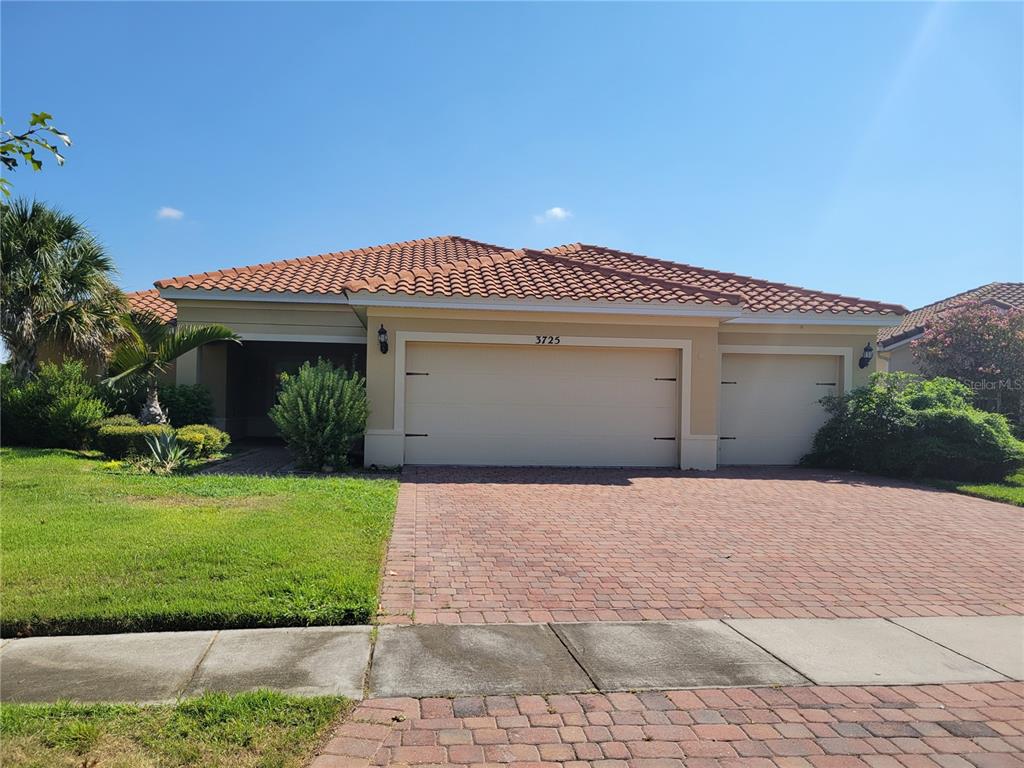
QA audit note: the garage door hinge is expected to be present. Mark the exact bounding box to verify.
[405,433,429,437]
[721,381,737,385]
[653,437,676,441]
[654,377,677,381]
[406,371,430,376]
[719,436,737,440]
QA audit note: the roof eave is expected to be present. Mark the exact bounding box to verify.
[344,289,745,318]
[157,287,351,305]
[725,311,904,327]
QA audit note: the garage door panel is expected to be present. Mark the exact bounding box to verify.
[404,342,679,467]
[407,343,678,378]
[408,374,676,408]
[719,353,838,466]
[405,433,677,467]
[406,403,677,436]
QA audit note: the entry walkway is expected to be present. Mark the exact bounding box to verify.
[1,616,1020,704]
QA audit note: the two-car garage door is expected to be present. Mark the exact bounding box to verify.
[404,342,679,466]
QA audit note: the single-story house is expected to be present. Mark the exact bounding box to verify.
[129,235,906,469]
[877,282,1024,373]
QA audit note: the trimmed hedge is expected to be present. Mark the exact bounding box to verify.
[96,424,173,459]
[802,373,1024,482]
[95,422,229,460]
[176,424,230,458]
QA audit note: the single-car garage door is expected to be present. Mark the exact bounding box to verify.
[719,353,840,465]
[404,342,679,466]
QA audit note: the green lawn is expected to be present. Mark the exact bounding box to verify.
[941,470,1024,507]
[1,448,398,637]
[0,691,348,768]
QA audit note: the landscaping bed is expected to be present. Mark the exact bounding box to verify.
[0,691,348,768]
[1,448,398,637]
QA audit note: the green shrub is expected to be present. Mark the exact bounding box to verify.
[802,372,1024,482]
[175,424,230,459]
[1,361,109,449]
[173,429,205,458]
[94,414,140,428]
[159,384,215,428]
[97,384,215,427]
[269,359,368,470]
[96,424,173,459]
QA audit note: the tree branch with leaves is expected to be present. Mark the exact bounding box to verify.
[1,112,73,197]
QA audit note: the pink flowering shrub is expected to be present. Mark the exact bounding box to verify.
[912,301,1024,424]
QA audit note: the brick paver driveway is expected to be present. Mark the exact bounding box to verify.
[313,683,1024,768]
[379,467,1023,625]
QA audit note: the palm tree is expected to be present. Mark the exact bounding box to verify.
[105,312,241,424]
[1,199,127,379]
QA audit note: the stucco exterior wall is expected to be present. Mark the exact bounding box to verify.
[364,311,894,468]
[880,343,920,374]
[718,324,882,389]
[168,296,897,466]
[173,299,364,340]
[365,306,720,423]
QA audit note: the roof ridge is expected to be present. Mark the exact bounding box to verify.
[343,248,529,293]
[921,282,1021,311]
[531,250,744,304]
[153,235,510,290]
[547,242,907,314]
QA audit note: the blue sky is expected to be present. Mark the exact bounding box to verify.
[2,1,1021,309]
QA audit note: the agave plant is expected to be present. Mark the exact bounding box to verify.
[144,431,188,473]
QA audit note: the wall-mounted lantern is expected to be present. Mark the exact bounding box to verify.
[858,342,874,369]
[377,324,389,355]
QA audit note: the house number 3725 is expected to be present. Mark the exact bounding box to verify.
[535,335,561,345]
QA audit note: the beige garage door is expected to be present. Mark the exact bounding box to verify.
[404,342,679,466]
[719,353,840,465]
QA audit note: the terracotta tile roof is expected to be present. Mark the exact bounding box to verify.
[150,234,904,316]
[545,243,907,316]
[345,249,743,305]
[877,282,1024,348]
[154,236,508,294]
[126,289,176,323]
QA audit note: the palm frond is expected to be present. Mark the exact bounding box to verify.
[157,323,241,365]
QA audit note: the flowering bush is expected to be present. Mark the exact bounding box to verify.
[912,301,1024,423]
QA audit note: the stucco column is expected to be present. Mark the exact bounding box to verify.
[176,348,199,386]
[364,312,404,466]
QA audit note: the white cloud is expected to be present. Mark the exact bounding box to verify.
[156,206,184,220]
[534,206,572,224]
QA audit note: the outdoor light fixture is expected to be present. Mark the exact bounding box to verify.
[377,324,389,355]
[858,342,874,369]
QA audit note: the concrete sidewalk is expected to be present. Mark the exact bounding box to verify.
[1,616,1020,704]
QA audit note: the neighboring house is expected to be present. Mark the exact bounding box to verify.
[130,235,905,469]
[877,282,1024,373]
